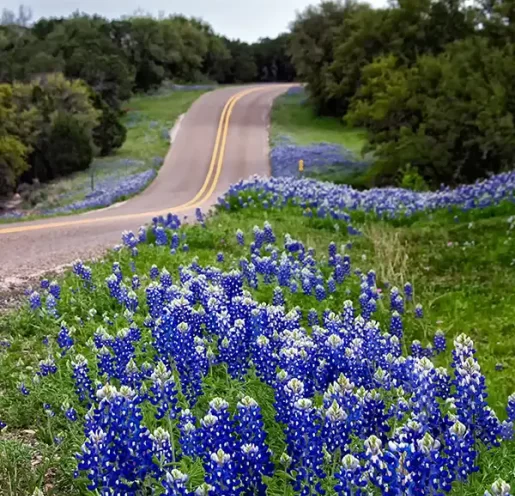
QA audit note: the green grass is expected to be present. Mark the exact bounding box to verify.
[118,90,206,160]
[270,93,367,155]
[1,200,514,494]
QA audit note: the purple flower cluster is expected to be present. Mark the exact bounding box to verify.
[271,135,368,178]
[45,169,156,215]
[220,172,515,218]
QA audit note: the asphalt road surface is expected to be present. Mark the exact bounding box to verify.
[0,84,292,289]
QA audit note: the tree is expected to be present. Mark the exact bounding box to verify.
[289,0,360,115]
[347,37,515,186]
[46,112,94,177]
[91,93,127,156]
[0,84,29,197]
[12,73,99,182]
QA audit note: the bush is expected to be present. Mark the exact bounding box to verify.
[92,96,127,156]
[347,39,515,187]
[45,113,94,178]
[399,164,429,191]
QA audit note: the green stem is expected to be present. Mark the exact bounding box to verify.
[168,417,176,464]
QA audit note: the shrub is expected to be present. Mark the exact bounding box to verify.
[45,113,94,178]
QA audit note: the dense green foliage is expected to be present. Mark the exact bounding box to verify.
[288,0,515,186]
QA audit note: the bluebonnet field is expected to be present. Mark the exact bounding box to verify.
[0,153,162,222]
[1,172,514,494]
[270,135,369,178]
[221,171,515,219]
[269,87,368,179]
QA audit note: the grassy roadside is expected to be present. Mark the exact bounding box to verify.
[119,90,206,160]
[270,93,366,155]
[0,199,514,494]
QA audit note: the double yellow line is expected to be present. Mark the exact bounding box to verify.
[0,86,269,235]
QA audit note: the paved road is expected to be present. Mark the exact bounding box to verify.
[0,84,291,287]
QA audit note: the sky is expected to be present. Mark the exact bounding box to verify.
[3,0,385,42]
[4,0,317,42]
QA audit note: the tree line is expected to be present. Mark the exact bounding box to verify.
[0,7,295,197]
[288,0,515,188]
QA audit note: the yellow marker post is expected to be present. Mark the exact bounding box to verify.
[298,159,304,173]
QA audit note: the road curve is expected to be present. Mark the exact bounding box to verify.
[0,84,291,286]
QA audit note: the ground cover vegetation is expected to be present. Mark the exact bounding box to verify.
[0,176,514,494]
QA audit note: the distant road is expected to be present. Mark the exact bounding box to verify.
[0,84,292,285]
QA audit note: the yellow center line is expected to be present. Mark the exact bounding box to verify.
[0,86,273,236]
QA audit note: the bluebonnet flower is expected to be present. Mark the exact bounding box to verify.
[29,291,41,310]
[205,448,242,495]
[146,282,164,318]
[308,309,319,326]
[404,282,413,301]
[57,322,74,355]
[122,230,139,250]
[19,382,29,396]
[179,409,200,458]
[183,244,190,252]
[71,354,94,404]
[73,260,93,285]
[434,330,447,354]
[39,357,57,376]
[452,334,500,447]
[444,420,478,482]
[131,274,140,290]
[286,398,325,495]
[43,403,55,417]
[415,303,424,319]
[389,311,403,340]
[150,264,160,280]
[217,252,225,263]
[155,226,168,246]
[40,279,50,289]
[315,284,326,302]
[196,207,205,225]
[235,397,271,450]
[0,419,6,430]
[411,340,424,358]
[162,469,191,495]
[45,293,58,317]
[506,393,515,424]
[236,229,245,246]
[160,268,173,287]
[335,454,368,495]
[62,402,78,422]
[273,286,285,306]
[49,281,61,300]
[151,427,176,470]
[327,277,336,294]
[322,400,350,456]
[165,321,204,406]
[149,362,179,420]
[77,385,156,492]
[263,221,276,244]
